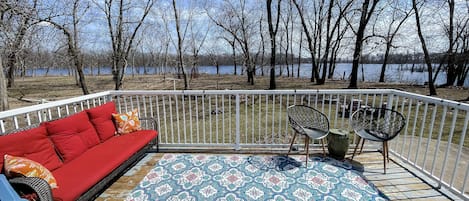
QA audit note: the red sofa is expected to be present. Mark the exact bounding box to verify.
[0,102,158,201]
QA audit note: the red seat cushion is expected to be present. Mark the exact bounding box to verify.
[44,111,101,163]
[51,130,157,201]
[0,125,62,172]
[86,102,117,142]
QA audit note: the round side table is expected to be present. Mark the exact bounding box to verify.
[327,128,349,160]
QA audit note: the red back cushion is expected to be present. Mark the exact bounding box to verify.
[86,102,117,142]
[0,125,63,171]
[44,111,101,163]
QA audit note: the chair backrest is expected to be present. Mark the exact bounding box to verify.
[350,107,406,141]
[287,105,329,137]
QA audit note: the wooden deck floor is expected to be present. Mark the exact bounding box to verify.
[96,152,455,201]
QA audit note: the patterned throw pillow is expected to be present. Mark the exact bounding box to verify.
[112,109,142,134]
[4,154,58,189]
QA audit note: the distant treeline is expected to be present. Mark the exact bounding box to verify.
[14,50,467,70]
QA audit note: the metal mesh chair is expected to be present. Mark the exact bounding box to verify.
[287,105,329,165]
[350,107,406,173]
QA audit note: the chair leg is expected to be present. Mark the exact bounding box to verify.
[386,141,390,163]
[351,137,362,160]
[287,132,298,156]
[383,141,387,174]
[305,136,310,166]
[321,138,327,157]
[359,138,366,154]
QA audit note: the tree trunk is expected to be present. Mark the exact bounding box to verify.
[267,0,280,89]
[445,0,456,86]
[379,43,391,82]
[349,0,378,89]
[412,0,437,95]
[292,0,319,83]
[297,31,302,78]
[231,40,237,75]
[172,0,188,89]
[0,56,9,111]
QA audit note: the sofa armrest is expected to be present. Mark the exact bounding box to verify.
[139,117,159,152]
[9,177,53,201]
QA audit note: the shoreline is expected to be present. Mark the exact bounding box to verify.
[6,74,468,109]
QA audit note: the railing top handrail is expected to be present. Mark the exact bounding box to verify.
[0,91,111,119]
[109,89,394,96]
[2,89,468,119]
[390,89,469,110]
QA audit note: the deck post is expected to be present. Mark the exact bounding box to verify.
[235,93,240,150]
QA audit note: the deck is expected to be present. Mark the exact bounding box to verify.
[1,89,467,200]
[96,151,456,201]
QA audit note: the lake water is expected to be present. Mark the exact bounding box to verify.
[25,63,469,87]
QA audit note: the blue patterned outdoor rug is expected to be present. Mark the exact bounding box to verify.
[126,154,388,201]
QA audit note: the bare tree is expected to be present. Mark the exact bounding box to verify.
[432,0,468,86]
[292,0,351,84]
[207,0,259,85]
[348,0,380,89]
[0,56,8,111]
[292,0,319,83]
[188,6,210,82]
[1,0,38,88]
[171,0,188,89]
[267,0,281,89]
[375,0,413,82]
[412,0,437,95]
[42,0,90,94]
[96,0,154,90]
[222,36,238,75]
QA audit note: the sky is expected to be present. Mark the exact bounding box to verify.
[31,0,468,59]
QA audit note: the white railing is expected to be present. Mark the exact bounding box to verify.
[0,89,467,199]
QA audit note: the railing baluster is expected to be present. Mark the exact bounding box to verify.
[271,94,275,144]
[265,94,268,141]
[155,95,161,144]
[216,95,220,144]
[439,108,458,186]
[278,94,282,143]
[142,96,147,117]
[258,94,262,143]
[13,116,19,129]
[209,95,212,144]
[26,114,31,126]
[407,100,420,160]
[175,95,180,144]
[162,96,168,144]
[431,106,447,175]
[422,104,437,170]
[182,94,187,144]
[195,95,200,144]
[222,94,225,143]
[235,94,240,150]
[229,95,232,144]
[285,94,291,143]
[414,103,428,165]
[401,99,413,157]
[202,94,206,144]
[189,95,193,144]
[245,94,248,143]
[0,120,4,133]
[252,94,255,144]
[451,111,469,187]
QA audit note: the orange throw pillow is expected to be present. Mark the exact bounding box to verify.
[112,109,141,134]
[4,154,58,189]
